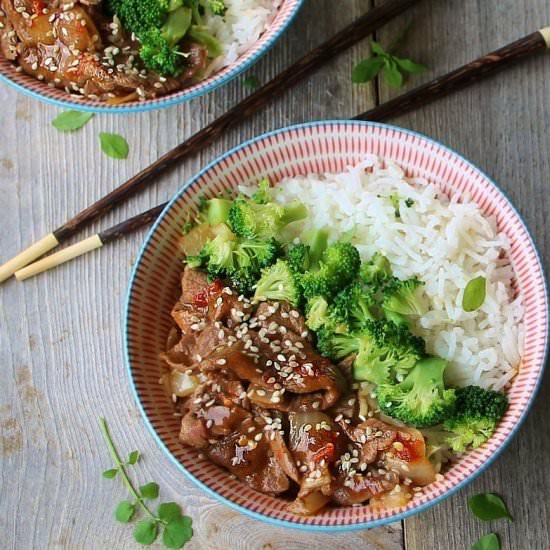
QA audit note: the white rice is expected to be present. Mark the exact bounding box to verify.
[242,155,524,391]
[204,0,282,75]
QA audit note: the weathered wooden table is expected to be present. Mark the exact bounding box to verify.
[1,0,549,548]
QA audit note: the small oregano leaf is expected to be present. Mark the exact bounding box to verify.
[140,482,160,500]
[395,57,427,74]
[158,502,183,522]
[243,75,259,89]
[471,533,500,550]
[468,493,512,521]
[102,468,118,479]
[352,57,385,83]
[133,520,158,545]
[127,450,140,465]
[115,501,136,523]
[382,60,403,88]
[52,110,94,132]
[370,40,386,56]
[463,276,487,312]
[162,516,193,549]
[99,132,129,160]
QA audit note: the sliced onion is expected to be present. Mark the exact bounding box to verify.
[170,370,199,397]
[369,484,412,509]
[287,491,331,515]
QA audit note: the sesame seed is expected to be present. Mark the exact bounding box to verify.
[215,358,226,365]
[312,401,320,409]
[254,433,263,441]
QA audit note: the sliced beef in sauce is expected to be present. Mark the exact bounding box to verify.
[163,268,433,514]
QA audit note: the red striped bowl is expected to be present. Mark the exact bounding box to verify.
[0,0,303,113]
[125,121,548,530]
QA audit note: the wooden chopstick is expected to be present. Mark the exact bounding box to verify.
[15,203,167,281]
[14,27,550,281]
[0,0,421,283]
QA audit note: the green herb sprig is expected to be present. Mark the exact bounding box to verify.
[99,132,130,160]
[352,40,426,87]
[463,276,487,312]
[472,533,501,550]
[52,110,94,132]
[243,75,260,90]
[100,418,193,548]
[468,493,512,522]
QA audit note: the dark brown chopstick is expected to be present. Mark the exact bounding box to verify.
[13,27,550,281]
[0,0,421,283]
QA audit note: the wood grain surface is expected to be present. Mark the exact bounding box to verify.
[0,0,548,549]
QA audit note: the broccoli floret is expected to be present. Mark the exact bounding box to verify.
[422,385,509,453]
[207,0,226,15]
[287,243,310,273]
[382,276,427,317]
[330,281,376,330]
[316,319,424,385]
[236,238,281,269]
[360,252,392,284]
[353,319,425,384]
[376,356,457,428]
[301,242,361,299]
[186,230,235,274]
[106,0,169,35]
[139,28,185,75]
[305,295,329,330]
[442,417,497,453]
[250,178,271,204]
[454,385,509,421]
[315,328,358,361]
[228,193,307,240]
[253,260,301,306]
[186,227,281,294]
[107,0,195,76]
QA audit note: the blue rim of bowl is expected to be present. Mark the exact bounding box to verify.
[124,119,549,531]
[0,0,304,114]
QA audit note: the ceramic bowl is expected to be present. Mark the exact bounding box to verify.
[125,121,548,530]
[0,0,303,113]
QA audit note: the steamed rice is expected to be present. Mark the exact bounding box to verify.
[205,0,282,75]
[242,156,524,391]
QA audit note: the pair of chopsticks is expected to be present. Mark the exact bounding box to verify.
[3,2,550,281]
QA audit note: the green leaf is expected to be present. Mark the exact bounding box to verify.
[140,482,160,500]
[162,516,193,549]
[352,57,384,83]
[99,132,129,160]
[395,57,427,74]
[463,276,487,312]
[370,40,387,56]
[471,533,500,550]
[127,450,140,465]
[468,493,512,521]
[133,520,158,545]
[382,60,403,88]
[102,468,118,479]
[243,75,259,89]
[52,110,94,132]
[158,502,183,522]
[115,500,136,523]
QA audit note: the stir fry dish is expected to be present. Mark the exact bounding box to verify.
[160,180,509,515]
[0,0,272,103]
